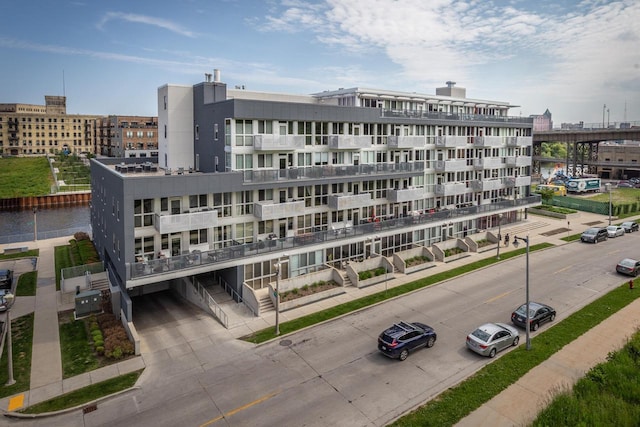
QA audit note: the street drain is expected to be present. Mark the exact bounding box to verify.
[280,339,292,346]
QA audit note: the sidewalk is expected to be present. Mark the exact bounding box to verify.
[0,210,637,423]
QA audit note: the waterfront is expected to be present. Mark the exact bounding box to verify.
[0,205,91,244]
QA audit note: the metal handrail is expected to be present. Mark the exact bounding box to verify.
[219,275,257,317]
[194,278,228,328]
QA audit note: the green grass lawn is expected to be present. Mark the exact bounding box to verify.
[59,311,100,378]
[19,370,141,414]
[532,329,640,426]
[0,249,39,260]
[16,270,37,296]
[0,313,34,399]
[0,157,52,198]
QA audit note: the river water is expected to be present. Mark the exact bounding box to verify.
[0,205,91,244]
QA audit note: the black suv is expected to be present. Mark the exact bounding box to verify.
[0,269,13,290]
[377,321,437,361]
[580,227,608,243]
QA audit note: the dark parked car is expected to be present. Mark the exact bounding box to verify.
[617,181,634,188]
[0,269,13,290]
[511,302,556,331]
[621,221,639,233]
[466,323,519,358]
[616,258,640,277]
[580,227,608,243]
[378,321,437,361]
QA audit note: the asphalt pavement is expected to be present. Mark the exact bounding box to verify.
[0,211,639,426]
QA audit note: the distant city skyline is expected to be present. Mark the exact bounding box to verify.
[1,0,638,125]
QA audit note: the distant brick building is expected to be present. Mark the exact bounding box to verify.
[0,96,100,156]
[96,116,158,158]
[530,109,552,131]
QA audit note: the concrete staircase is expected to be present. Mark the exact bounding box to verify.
[258,292,274,314]
[90,277,110,292]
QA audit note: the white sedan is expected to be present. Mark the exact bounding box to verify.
[606,225,625,238]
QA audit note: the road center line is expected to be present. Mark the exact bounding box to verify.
[554,265,573,274]
[199,391,280,427]
[485,289,517,304]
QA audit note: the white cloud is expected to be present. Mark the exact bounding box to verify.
[97,12,197,38]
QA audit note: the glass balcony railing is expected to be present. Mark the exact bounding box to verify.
[129,195,541,282]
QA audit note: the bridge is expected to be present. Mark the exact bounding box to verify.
[532,122,640,178]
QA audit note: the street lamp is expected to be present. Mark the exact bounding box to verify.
[512,235,531,350]
[603,104,606,128]
[273,261,281,336]
[33,207,38,241]
[605,183,612,225]
[4,292,16,385]
[496,213,503,260]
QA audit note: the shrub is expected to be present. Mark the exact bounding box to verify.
[96,346,104,355]
[74,231,91,241]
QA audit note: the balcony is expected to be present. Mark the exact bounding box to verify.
[244,162,425,183]
[473,136,503,147]
[504,177,516,187]
[471,178,503,192]
[328,193,372,210]
[473,158,503,169]
[517,136,533,147]
[327,135,372,149]
[253,134,305,151]
[434,135,468,148]
[254,200,305,220]
[435,182,467,196]
[505,156,532,167]
[387,187,425,203]
[387,135,426,149]
[434,159,468,172]
[515,176,531,186]
[154,209,218,234]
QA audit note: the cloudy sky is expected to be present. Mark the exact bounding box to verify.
[1,0,638,125]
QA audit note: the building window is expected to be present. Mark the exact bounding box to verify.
[134,199,154,227]
[190,229,208,245]
[189,194,207,209]
[235,120,253,146]
[135,236,155,260]
[235,222,254,244]
[257,154,273,168]
[163,95,167,110]
[195,125,199,140]
[236,191,253,215]
[214,123,219,141]
[164,125,167,138]
[213,192,232,217]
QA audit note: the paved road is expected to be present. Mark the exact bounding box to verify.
[5,231,639,426]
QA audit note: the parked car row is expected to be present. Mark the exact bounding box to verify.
[581,222,638,243]
[378,302,556,361]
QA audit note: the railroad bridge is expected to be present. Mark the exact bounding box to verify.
[532,125,640,178]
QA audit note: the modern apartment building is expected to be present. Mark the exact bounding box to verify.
[597,141,640,179]
[96,115,158,158]
[0,96,99,156]
[90,73,540,321]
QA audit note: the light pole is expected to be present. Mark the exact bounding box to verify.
[4,292,16,385]
[273,261,281,336]
[603,104,606,128]
[496,213,503,260]
[512,235,531,350]
[33,207,38,241]
[605,183,612,225]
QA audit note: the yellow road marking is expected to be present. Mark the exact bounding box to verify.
[485,289,516,304]
[199,391,279,427]
[8,394,24,411]
[554,265,572,274]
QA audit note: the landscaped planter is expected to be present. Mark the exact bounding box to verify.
[528,207,579,220]
[278,285,345,311]
[393,247,435,274]
[269,268,346,311]
[431,239,470,263]
[347,255,395,288]
[465,232,499,254]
